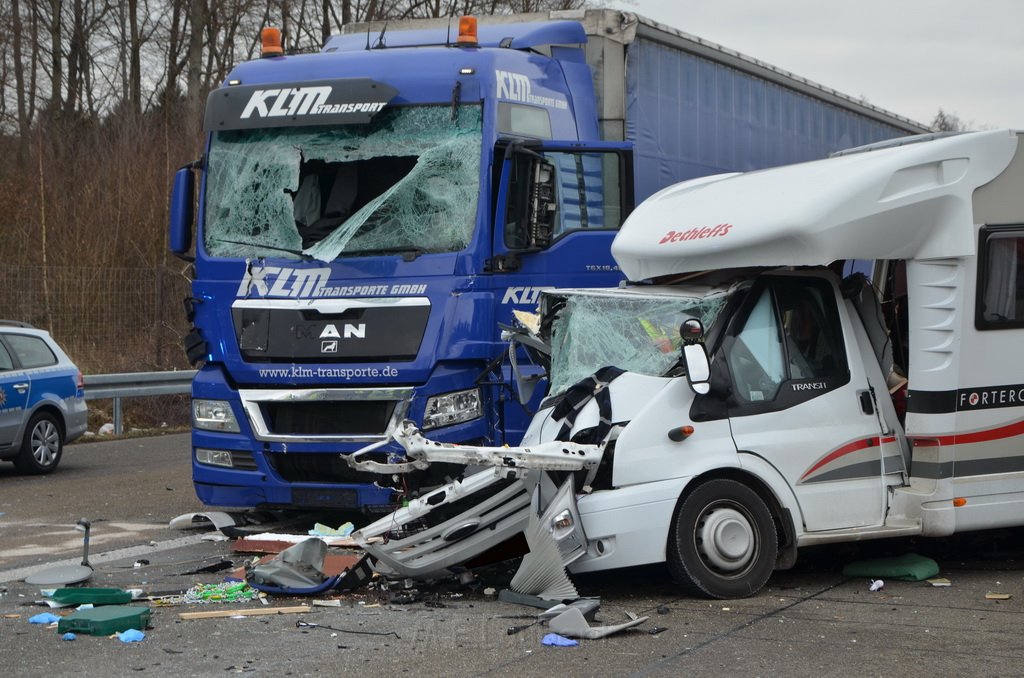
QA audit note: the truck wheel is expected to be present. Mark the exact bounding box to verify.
[14,412,64,475]
[667,478,777,599]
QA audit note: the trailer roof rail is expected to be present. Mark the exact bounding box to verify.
[830,131,965,157]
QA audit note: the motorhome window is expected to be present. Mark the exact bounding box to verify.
[547,292,728,396]
[203,105,483,260]
[498,103,552,139]
[978,229,1024,329]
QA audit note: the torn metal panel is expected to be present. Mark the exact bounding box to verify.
[510,505,579,602]
[246,538,339,592]
[548,606,649,639]
[347,420,603,473]
[357,472,533,578]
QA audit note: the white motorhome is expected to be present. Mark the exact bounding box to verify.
[348,129,1024,599]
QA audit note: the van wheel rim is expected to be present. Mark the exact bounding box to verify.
[696,505,755,572]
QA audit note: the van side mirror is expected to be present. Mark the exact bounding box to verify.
[680,319,711,395]
[169,163,197,260]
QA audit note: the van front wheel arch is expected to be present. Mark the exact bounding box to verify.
[667,478,777,599]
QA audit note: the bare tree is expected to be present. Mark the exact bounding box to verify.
[931,108,965,133]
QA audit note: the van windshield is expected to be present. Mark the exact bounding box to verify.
[203,105,483,261]
[546,290,729,396]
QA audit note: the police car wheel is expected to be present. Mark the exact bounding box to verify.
[14,412,64,475]
[667,478,777,599]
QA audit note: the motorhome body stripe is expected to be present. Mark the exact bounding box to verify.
[908,383,1024,414]
[800,437,879,481]
[911,456,1024,480]
[907,418,1024,448]
[799,436,899,483]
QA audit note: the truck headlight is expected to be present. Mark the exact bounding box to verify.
[423,388,482,430]
[193,399,240,433]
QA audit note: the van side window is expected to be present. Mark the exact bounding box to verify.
[775,282,846,379]
[727,290,785,403]
[977,227,1024,329]
[726,277,848,405]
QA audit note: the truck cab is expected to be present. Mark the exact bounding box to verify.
[170,18,632,511]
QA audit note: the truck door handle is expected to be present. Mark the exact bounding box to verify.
[12,382,28,392]
[858,390,874,415]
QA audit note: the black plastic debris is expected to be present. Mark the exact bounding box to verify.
[295,620,400,639]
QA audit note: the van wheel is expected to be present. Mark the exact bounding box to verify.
[14,412,64,475]
[667,478,777,599]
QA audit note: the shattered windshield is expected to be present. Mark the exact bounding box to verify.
[203,105,482,261]
[547,291,729,396]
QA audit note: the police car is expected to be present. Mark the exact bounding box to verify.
[0,322,87,474]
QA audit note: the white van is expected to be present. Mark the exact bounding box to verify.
[348,129,1024,599]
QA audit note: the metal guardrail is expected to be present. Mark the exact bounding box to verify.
[83,371,196,435]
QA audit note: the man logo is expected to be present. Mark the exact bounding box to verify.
[321,340,338,353]
[319,323,366,339]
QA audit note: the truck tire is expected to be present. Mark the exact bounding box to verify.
[13,411,64,475]
[667,478,777,599]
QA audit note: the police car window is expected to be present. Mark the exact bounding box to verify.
[0,342,13,371]
[6,334,57,369]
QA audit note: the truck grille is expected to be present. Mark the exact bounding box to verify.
[261,401,396,436]
[231,451,259,471]
[239,387,412,442]
[268,452,386,485]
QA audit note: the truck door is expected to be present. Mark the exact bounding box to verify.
[491,140,633,436]
[723,274,890,532]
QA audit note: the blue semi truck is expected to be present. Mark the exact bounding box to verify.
[169,9,929,513]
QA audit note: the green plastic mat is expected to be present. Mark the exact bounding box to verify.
[57,606,150,636]
[50,588,132,606]
[841,553,940,581]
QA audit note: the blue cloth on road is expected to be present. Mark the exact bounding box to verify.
[541,633,578,647]
[117,629,145,643]
[28,613,60,624]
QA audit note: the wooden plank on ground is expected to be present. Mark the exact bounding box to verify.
[179,605,310,620]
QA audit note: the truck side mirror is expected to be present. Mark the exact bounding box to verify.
[169,164,196,259]
[680,319,711,395]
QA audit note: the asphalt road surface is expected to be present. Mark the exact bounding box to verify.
[2,434,1024,676]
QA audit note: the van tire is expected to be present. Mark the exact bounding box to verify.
[667,478,776,599]
[13,411,64,475]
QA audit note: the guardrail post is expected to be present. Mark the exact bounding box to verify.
[113,397,123,436]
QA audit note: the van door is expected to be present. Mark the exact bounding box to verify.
[723,274,889,532]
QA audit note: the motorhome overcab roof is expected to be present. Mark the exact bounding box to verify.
[611,129,1021,282]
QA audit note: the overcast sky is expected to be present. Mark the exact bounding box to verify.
[610,0,1023,130]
